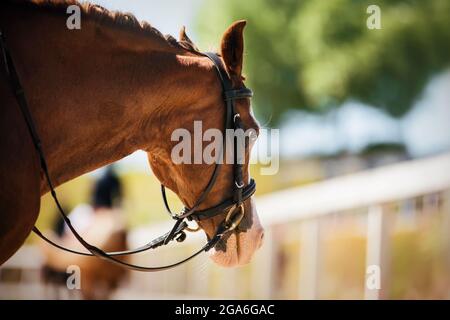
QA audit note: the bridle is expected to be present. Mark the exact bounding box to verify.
[0,30,256,271]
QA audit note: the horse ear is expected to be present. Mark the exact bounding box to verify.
[220,20,246,84]
[179,26,199,52]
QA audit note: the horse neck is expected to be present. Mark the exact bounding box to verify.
[2,4,209,193]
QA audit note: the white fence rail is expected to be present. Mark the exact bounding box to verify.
[256,152,450,224]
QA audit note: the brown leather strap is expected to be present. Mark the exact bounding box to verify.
[32,220,189,257]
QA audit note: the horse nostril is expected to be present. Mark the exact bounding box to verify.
[258,231,265,248]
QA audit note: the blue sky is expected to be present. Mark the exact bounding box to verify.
[89,0,450,170]
[282,69,450,158]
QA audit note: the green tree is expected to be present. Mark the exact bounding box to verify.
[196,0,450,124]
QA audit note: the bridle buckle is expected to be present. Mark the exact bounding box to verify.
[185,221,201,233]
[235,180,245,189]
[224,203,245,232]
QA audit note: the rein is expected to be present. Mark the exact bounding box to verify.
[0,30,256,272]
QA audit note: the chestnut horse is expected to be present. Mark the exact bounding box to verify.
[0,1,263,268]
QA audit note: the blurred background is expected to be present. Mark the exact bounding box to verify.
[1,0,449,299]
